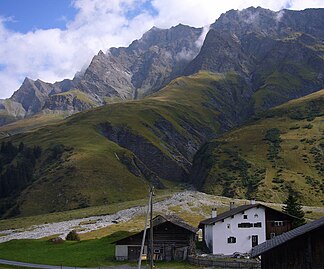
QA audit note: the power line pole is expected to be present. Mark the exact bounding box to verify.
[138,188,152,269]
[150,186,154,269]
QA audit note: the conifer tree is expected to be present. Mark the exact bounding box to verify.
[282,192,306,228]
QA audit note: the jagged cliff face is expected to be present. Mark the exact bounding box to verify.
[212,7,324,39]
[0,24,203,125]
[76,24,203,101]
[186,7,324,112]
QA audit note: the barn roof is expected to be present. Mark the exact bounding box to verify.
[113,214,197,244]
[198,203,297,228]
[251,217,324,257]
[155,214,198,233]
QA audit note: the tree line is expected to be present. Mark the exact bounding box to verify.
[0,141,42,198]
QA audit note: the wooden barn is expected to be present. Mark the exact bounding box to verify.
[114,215,197,261]
[251,217,324,269]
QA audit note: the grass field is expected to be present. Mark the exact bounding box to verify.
[0,233,205,268]
[0,231,131,267]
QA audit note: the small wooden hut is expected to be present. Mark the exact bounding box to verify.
[114,215,197,261]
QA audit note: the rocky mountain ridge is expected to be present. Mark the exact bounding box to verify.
[0,24,203,125]
[1,7,324,128]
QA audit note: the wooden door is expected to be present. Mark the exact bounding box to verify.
[128,246,141,261]
[252,235,258,247]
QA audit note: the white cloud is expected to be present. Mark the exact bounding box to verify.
[0,0,156,98]
[0,0,323,98]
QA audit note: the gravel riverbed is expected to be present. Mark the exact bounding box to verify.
[0,191,219,243]
[1,191,323,243]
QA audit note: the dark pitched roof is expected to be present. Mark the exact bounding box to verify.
[251,217,324,257]
[198,203,297,228]
[199,204,256,228]
[156,215,198,233]
[113,214,197,244]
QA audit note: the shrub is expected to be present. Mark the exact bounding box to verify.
[289,125,300,130]
[66,230,80,241]
[272,178,284,184]
[302,124,313,129]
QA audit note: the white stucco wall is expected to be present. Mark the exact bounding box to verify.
[211,207,266,255]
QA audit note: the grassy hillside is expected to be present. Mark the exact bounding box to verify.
[0,113,67,138]
[191,90,324,206]
[1,71,322,218]
[0,71,251,218]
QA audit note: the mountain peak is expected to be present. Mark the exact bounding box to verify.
[97,50,105,56]
[22,77,34,85]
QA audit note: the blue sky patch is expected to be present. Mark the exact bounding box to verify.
[0,0,77,33]
[0,64,6,72]
[125,0,158,20]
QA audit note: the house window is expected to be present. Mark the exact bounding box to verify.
[231,215,234,219]
[238,223,253,228]
[227,237,236,244]
[227,224,231,229]
[243,215,248,219]
[254,214,259,218]
[274,221,284,227]
[254,222,262,228]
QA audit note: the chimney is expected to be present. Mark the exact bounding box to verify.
[230,202,235,210]
[250,199,256,205]
[212,208,217,218]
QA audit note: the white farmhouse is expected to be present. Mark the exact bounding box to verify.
[198,202,296,255]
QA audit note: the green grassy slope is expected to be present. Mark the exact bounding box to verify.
[191,90,324,206]
[1,71,250,218]
[0,232,127,267]
[0,113,67,138]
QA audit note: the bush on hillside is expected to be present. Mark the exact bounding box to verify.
[65,230,80,241]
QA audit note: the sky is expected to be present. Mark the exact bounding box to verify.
[0,0,323,99]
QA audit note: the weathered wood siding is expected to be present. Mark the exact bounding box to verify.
[265,208,294,239]
[261,226,324,269]
[115,220,196,261]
